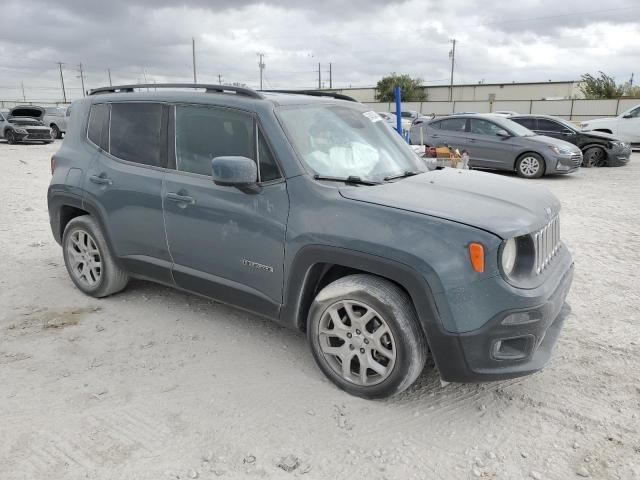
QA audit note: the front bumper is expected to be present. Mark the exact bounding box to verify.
[429,261,574,383]
[606,144,631,166]
[547,153,582,174]
[14,129,53,141]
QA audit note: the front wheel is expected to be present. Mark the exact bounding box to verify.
[50,124,62,139]
[6,130,17,144]
[307,274,427,399]
[516,153,545,178]
[582,146,606,167]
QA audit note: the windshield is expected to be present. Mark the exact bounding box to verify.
[278,104,425,182]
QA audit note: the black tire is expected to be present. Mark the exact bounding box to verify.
[307,274,427,399]
[43,141,53,144]
[582,146,606,168]
[6,130,17,145]
[62,215,129,298]
[50,124,62,139]
[516,152,545,179]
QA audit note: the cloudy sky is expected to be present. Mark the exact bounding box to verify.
[1,0,638,102]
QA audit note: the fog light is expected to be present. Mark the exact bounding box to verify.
[492,335,535,360]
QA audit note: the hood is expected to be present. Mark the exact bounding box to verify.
[339,169,561,239]
[525,134,581,153]
[580,130,619,141]
[9,106,45,120]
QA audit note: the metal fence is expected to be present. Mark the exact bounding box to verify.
[364,98,640,121]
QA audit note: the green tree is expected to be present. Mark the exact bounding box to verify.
[375,73,427,102]
[622,82,640,97]
[579,72,624,99]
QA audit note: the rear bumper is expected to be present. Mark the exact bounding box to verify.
[431,263,574,383]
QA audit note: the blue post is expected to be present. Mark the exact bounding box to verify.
[394,86,402,135]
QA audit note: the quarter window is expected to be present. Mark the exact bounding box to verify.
[87,103,110,150]
[110,103,163,166]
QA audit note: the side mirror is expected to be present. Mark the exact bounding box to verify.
[211,156,257,187]
[496,130,511,138]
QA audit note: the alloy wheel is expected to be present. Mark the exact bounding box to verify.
[520,156,540,176]
[317,300,396,386]
[66,229,102,287]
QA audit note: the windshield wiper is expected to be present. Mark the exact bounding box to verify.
[313,174,381,186]
[384,170,422,181]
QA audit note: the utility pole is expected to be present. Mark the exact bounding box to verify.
[449,38,456,101]
[57,62,67,103]
[329,63,332,89]
[107,68,112,86]
[192,37,197,83]
[257,52,266,90]
[318,62,321,89]
[78,62,86,97]
[21,82,26,102]
[630,73,634,86]
[218,74,223,85]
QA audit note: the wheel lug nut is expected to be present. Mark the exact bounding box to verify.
[347,332,352,338]
[355,329,361,335]
[360,348,365,354]
[364,339,369,344]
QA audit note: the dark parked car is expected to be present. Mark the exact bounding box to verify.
[0,106,53,144]
[48,84,573,398]
[509,114,631,167]
[410,114,583,178]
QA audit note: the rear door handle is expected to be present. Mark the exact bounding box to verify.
[89,175,112,186]
[166,192,195,205]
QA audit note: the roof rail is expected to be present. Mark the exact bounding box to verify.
[88,83,264,99]
[262,89,358,102]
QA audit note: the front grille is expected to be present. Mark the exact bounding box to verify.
[570,154,582,167]
[25,129,51,139]
[534,215,561,274]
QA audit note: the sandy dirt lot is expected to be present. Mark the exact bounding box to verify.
[0,141,639,480]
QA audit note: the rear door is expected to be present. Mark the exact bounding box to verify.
[83,101,173,283]
[428,117,468,150]
[162,104,289,317]
[466,118,517,169]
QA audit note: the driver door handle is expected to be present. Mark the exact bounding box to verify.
[166,192,195,205]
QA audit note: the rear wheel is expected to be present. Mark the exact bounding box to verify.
[516,153,545,178]
[307,274,427,399]
[582,146,606,167]
[62,215,128,298]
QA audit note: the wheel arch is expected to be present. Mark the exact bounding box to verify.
[592,128,613,134]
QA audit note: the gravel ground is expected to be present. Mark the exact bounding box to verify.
[0,141,639,480]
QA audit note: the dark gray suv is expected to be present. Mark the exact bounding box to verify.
[48,84,574,398]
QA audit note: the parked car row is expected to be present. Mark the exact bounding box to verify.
[0,104,69,144]
[409,110,633,177]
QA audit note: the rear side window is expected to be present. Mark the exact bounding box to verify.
[175,105,254,177]
[438,118,467,132]
[512,117,536,130]
[87,103,110,150]
[110,103,163,166]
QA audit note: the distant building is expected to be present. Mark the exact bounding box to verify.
[327,80,582,103]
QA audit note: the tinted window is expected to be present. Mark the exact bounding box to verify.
[110,103,163,166]
[175,105,254,177]
[626,107,640,118]
[512,117,536,130]
[258,130,281,182]
[87,103,110,150]
[470,118,505,136]
[438,118,467,132]
[538,119,564,132]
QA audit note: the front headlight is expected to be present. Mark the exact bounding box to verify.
[14,128,27,134]
[549,145,573,155]
[501,238,517,276]
[611,141,626,148]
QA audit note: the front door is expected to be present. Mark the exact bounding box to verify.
[163,104,289,318]
[536,118,578,145]
[466,118,516,169]
[618,105,640,143]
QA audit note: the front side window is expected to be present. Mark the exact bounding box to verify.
[537,119,564,132]
[439,118,467,132]
[277,104,424,181]
[87,103,110,150]
[626,106,640,118]
[175,105,255,177]
[470,118,505,136]
[110,103,163,166]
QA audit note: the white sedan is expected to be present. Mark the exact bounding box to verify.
[581,104,640,145]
